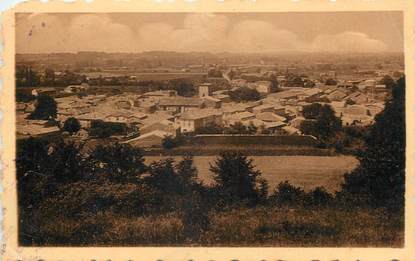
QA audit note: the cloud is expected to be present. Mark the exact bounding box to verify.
[17,13,136,53]
[16,13,69,53]
[66,14,136,52]
[16,13,390,54]
[226,20,303,52]
[309,32,388,53]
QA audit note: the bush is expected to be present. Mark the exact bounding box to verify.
[63,117,81,135]
[270,181,307,206]
[210,151,263,206]
[91,143,147,182]
[89,120,126,138]
[229,87,260,102]
[162,135,181,149]
[28,94,57,120]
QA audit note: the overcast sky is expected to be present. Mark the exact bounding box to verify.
[16,12,403,54]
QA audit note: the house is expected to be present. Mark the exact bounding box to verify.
[282,125,301,135]
[140,119,178,136]
[176,109,223,133]
[31,87,57,97]
[158,97,204,113]
[135,100,157,113]
[249,81,272,94]
[123,130,171,148]
[16,120,61,140]
[199,83,212,98]
[213,94,231,103]
[327,90,347,101]
[142,90,177,98]
[202,96,222,109]
[273,106,286,117]
[256,112,286,123]
[64,83,89,94]
[253,104,275,114]
[230,79,247,88]
[226,111,255,126]
[289,116,306,128]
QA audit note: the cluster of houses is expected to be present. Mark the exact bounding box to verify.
[16,73,388,148]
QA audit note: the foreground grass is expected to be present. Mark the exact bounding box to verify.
[20,206,403,247]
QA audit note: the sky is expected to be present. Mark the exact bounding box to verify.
[15,12,404,54]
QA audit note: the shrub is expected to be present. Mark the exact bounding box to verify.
[28,94,57,120]
[89,120,126,138]
[63,117,81,135]
[270,181,307,206]
[210,151,263,206]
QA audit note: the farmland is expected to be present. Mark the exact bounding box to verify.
[145,155,359,193]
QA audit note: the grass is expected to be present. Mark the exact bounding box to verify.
[145,155,359,193]
[19,205,403,247]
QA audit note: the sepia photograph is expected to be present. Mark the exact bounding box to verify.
[13,10,405,248]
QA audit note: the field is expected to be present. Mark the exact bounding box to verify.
[84,72,207,81]
[21,205,402,247]
[145,155,359,192]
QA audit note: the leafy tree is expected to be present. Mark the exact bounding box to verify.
[285,75,304,87]
[224,122,257,134]
[162,135,180,149]
[307,187,333,206]
[175,154,199,192]
[302,103,323,119]
[229,87,260,102]
[16,137,51,207]
[300,104,341,140]
[341,77,405,209]
[325,78,337,86]
[270,181,307,206]
[88,120,126,138]
[47,140,90,183]
[195,122,224,134]
[63,117,81,135]
[91,143,147,182]
[210,152,262,205]
[169,79,196,97]
[28,94,57,120]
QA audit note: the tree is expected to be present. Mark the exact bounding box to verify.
[195,122,224,134]
[270,181,307,206]
[285,75,304,87]
[91,143,147,182]
[229,87,260,102]
[28,94,57,120]
[224,122,257,134]
[210,152,262,205]
[269,74,279,93]
[63,117,81,135]
[300,104,341,140]
[325,78,337,86]
[88,120,126,138]
[169,79,196,97]
[302,103,323,119]
[380,75,396,89]
[341,77,405,209]
[162,135,180,149]
[175,154,199,192]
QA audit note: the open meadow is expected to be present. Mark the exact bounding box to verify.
[145,155,359,192]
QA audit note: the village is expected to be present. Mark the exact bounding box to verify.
[16,62,397,150]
